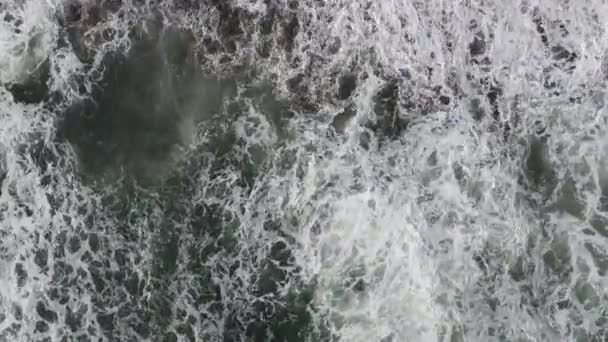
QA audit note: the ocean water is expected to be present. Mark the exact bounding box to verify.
[1,1,608,341]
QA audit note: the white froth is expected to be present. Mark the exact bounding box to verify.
[0,0,58,85]
[3,0,608,341]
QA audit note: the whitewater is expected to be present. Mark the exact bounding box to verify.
[1,0,608,341]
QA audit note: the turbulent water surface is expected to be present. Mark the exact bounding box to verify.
[2,0,608,341]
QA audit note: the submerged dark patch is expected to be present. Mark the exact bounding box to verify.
[58,24,230,185]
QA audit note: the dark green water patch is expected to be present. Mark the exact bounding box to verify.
[58,23,237,186]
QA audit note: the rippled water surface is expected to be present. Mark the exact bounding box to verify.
[2,1,608,341]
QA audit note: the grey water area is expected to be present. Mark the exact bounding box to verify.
[59,28,274,187]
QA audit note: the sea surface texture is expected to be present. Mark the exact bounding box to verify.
[1,1,608,341]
